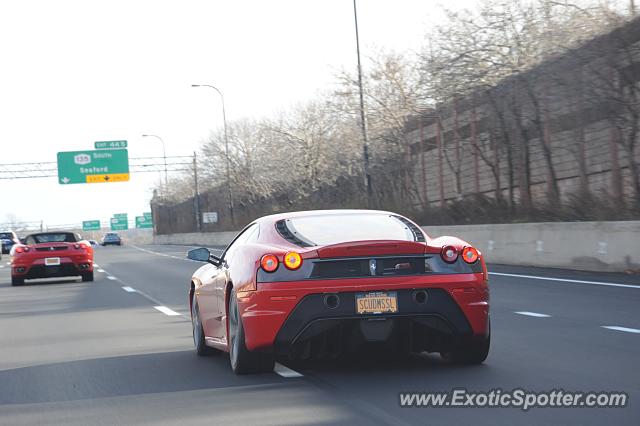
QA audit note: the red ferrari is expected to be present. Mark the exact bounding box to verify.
[11,232,94,286]
[187,210,490,374]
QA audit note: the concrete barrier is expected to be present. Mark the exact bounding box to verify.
[153,221,640,273]
[422,221,640,273]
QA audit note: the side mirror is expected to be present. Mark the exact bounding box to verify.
[187,247,222,266]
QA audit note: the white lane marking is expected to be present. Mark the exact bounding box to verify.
[128,244,222,263]
[134,245,184,261]
[154,305,181,316]
[602,326,640,334]
[515,311,551,318]
[0,265,4,269]
[99,265,190,320]
[489,272,640,289]
[274,363,304,378]
[93,263,100,268]
[121,286,136,293]
[97,269,106,273]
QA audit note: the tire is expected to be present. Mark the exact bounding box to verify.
[11,276,24,286]
[192,296,217,356]
[441,320,490,365]
[228,291,274,374]
[81,271,94,282]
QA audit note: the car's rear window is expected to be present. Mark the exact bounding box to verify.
[284,213,419,246]
[0,233,13,239]
[26,233,78,244]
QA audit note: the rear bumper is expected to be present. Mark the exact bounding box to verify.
[238,273,489,353]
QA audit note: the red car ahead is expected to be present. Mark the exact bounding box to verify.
[11,232,94,286]
[187,210,489,374]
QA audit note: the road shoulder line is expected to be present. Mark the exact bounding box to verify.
[489,272,640,289]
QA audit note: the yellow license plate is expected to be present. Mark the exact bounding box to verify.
[356,291,398,314]
[45,257,61,266]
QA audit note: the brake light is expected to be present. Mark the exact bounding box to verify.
[441,245,458,263]
[260,254,279,272]
[15,245,30,253]
[74,243,90,250]
[283,251,302,270]
[462,246,479,264]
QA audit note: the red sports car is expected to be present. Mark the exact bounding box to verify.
[11,232,94,286]
[187,210,489,374]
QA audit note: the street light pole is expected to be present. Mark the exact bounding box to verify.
[353,0,372,203]
[191,84,235,225]
[141,134,168,188]
[193,151,201,232]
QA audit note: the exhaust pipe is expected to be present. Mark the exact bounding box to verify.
[412,290,428,304]
[324,293,340,309]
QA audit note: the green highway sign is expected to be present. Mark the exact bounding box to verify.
[135,216,153,229]
[95,140,127,149]
[143,211,152,220]
[82,220,101,231]
[57,149,129,185]
[110,214,128,231]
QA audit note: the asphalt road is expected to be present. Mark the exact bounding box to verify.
[0,244,638,425]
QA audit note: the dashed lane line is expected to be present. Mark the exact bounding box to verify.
[100,262,304,378]
[97,269,106,273]
[515,311,551,318]
[153,305,181,316]
[602,326,640,334]
[489,272,640,289]
[98,264,190,320]
[274,363,304,378]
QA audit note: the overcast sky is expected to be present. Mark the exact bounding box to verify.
[0,0,472,230]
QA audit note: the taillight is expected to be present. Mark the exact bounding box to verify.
[75,243,90,250]
[441,245,458,263]
[462,246,479,264]
[260,254,279,272]
[15,245,30,253]
[283,251,302,270]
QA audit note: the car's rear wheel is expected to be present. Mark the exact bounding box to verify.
[11,276,24,286]
[441,320,490,365]
[192,296,217,356]
[228,291,274,374]
[81,271,94,282]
